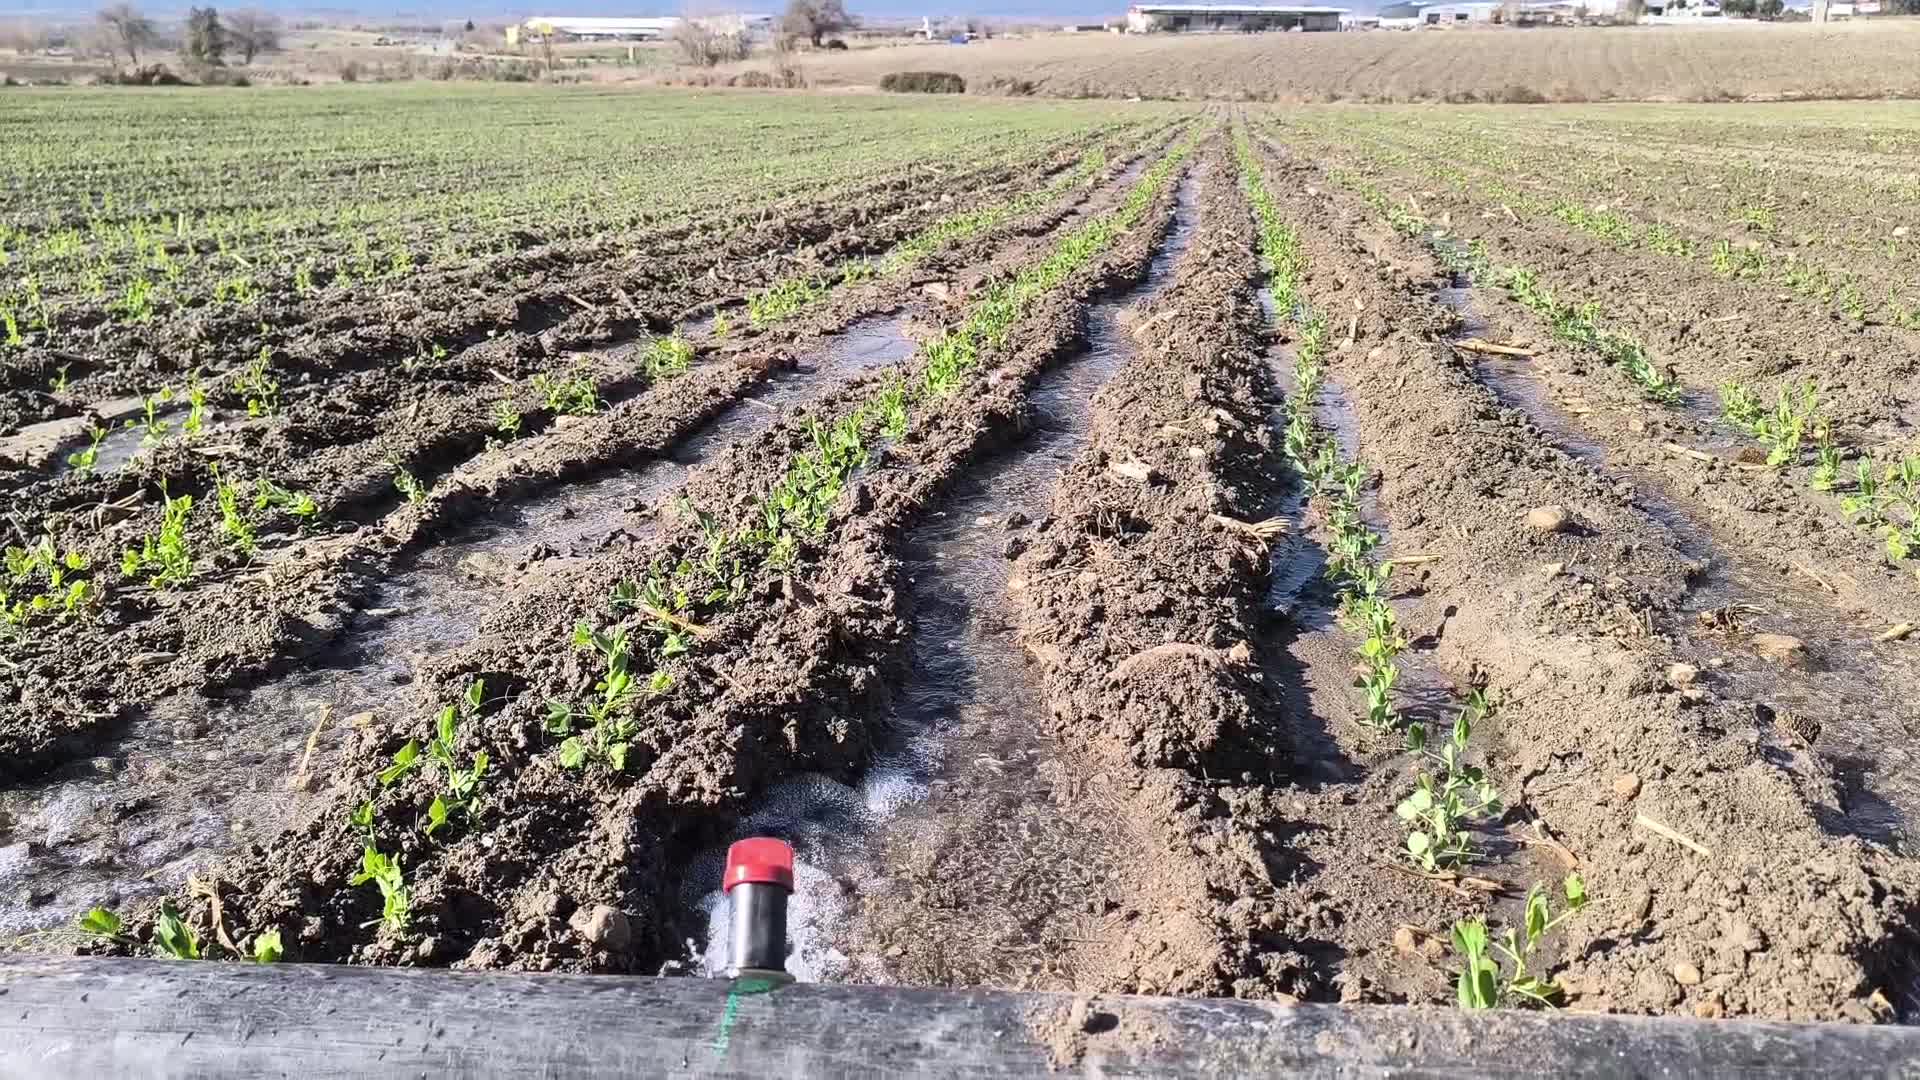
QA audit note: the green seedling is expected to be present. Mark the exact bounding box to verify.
[124,387,174,444]
[644,335,694,379]
[378,739,420,786]
[236,347,281,417]
[391,462,427,505]
[1454,873,1591,1009]
[404,341,449,375]
[490,398,523,438]
[3,538,94,632]
[152,898,202,960]
[350,846,411,932]
[78,906,131,944]
[1501,269,1678,404]
[532,366,599,417]
[351,798,376,841]
[839,258,876,287]
[548,621,660,771]
[747,273,827,327]
[1397,694,1503,871]
[873,373,909,440]
[182,379,208,437]
[1842,457,1886,528]
[710,312,733,340]
[423,679,490,837]
[255,478,320,521]
[65,424,108,475]
[210,466,255,555]
[1737,382,1820,469]
[51,363,71,393]
[1811,419,1841,492]
[1720,382,1764,430]
[121,487,194,589]
[252,928,284,963]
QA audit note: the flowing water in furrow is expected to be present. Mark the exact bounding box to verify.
[0,315,916,938]
[1433,279,1920,844]
[1257,291,1454,781]
[692,178,1201,983]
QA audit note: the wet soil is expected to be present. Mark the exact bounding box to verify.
[0,315,918,937]
[1431,281,1920,846]
[1248,134,1920,1022]
[60,136,1194,979]
[687,166,1204,991]
[0,134,1168,785]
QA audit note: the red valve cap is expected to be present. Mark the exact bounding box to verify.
[724,837,796,893]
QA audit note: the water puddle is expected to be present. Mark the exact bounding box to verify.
[0,314,918,939]
[1433,277,1919,845]
[692,176,1202,982]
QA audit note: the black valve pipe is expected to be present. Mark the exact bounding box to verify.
[724,837,795,979]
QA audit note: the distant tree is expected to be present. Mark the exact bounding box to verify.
[1720,0,1753,13]
[0,18,52,54]
[780,0,854,47]
[227,9,279,63]
[185,6,227,65]
[672,19,750,65]
[1755,0,1784,15]
[464,18,475,31]
[96,2,157,67]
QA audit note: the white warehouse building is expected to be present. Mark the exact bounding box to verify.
[1124,3,1350,32]
[510,13,773,41]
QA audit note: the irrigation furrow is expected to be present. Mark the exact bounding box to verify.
[1245,133,1920,1021]
[1431,271,1920,843]
[0,129,1180,788]
[71,137,1199,971]
[687,166,1206,988]
[0,315,924,939]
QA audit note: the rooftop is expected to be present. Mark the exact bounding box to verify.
[1128,4,1351,12]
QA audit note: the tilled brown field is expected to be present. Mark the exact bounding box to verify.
[735,23,1920,105]
[4,90,1919,1031]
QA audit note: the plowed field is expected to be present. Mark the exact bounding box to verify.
[4,87,1917,1027]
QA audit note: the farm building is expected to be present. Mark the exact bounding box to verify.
[510,14,773,42]
[1415,2,1504,24]
[1124,4,1350,32]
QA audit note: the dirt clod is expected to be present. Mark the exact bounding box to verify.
[569,905,633,952]
[1525,505,1571,533]
[1613,773,1642,801]
[1750,633,1808,668]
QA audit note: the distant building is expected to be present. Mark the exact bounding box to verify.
[1124,3,1350,31]
[1416,2,1503,23]
[510,14,772,43]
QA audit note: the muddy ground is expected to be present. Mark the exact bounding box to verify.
[10,122,1920,1028]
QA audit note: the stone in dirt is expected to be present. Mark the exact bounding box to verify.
[1672,961,1702,986]
[1665,663,1700,688]
[1613,774,1642,801]
[1525,505,1571,533]
[568,905,631,952]
[1749,633,1807,668]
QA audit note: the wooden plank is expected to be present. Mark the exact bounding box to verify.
[0,956,1916,1077]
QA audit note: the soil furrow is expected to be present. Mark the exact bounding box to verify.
[0,132,1176,785]
[70,144,1196,976]
[1246,133,1920,1022]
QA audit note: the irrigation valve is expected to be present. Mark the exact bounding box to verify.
[724,837,795,981]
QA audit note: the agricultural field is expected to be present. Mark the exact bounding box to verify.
[755,20,1920,104]
[2,83,1919,1034]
